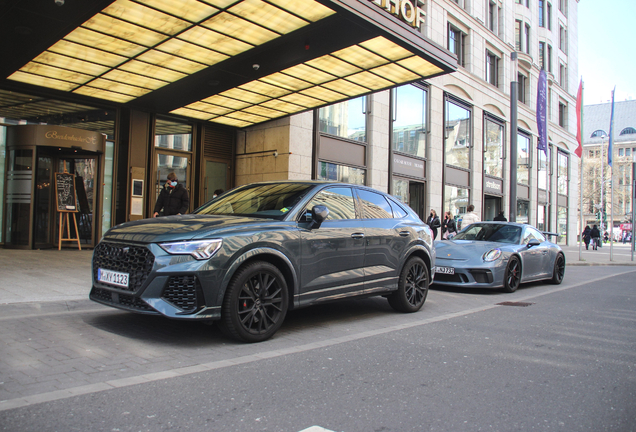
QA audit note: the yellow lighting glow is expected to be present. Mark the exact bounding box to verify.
[169,107,216,120]
[64,28,146,58]
[101,69,168,90]
[49,40,127,67]
[156,39,229,66]
[31,52,110,76]
[141,0,219,23]
[102,0,189,35]
[136,50,207,74]
[212,116,253,128]
[20,63,92,85]
[360,37,412,61]
[239,81,291,98]
[260,99,304,114]
[87,78,151,98]
[280,64,335,84]
[332,46,389,69]
[201,13,278,46]
[83,14,167,47]
[305,55,362,77]
[300,86,345,102]
[242,105,286,118]
[267,0,335,22]
[371,63,420,83]
[73,87,135,103]
[178,26,253,56]
[229,0,309,34]
[226,111,269,123]
[119,60,187,82]
[344,71,393,90]
[8,72,78,91]
[220,88,270,104]
[279,93,323,107]
[202,95,251,110]
[322,79,368,97]
[185,102,232,115]
[397,56,444,76]
[260,73,312,91]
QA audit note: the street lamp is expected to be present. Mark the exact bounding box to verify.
[509,52,518,222]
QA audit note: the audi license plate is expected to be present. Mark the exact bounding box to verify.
[98,268,129,288]
[435,266,455,275]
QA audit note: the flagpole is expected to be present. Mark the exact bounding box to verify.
[609,87,616,260]
[578,81,584,261]
[610,162,614,260]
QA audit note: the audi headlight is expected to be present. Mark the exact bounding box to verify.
[483,248,502,262]
[159,239,222,260]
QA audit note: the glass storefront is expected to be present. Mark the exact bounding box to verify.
[101,141,115,236]
[393,85,427,158]
[538,146,549,190]
[445,98,471,169]
[154,118,193,209]
[318,96,367,142]
[558,150,568,195]
[484,116,504,178]
[445,184,469,229]
[537,204,548,231]
[517,200,529,224]
[557,206,568,244]
[318,161,366,185]
[0,126,5,243]
[517,132,531,185]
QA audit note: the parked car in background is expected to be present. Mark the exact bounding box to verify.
[432,222,565,292]
[90,181,435,342]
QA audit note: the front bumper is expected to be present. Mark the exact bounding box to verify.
[432,259,506,288]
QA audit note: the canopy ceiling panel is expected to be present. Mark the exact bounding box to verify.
[1,0,456,128]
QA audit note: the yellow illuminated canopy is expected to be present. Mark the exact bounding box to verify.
[8,0,447,128]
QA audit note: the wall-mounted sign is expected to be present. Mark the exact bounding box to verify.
[484,177,503,195]
[393,153,425,179]
[369,0,426,30]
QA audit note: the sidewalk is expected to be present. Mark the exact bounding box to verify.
[0,243,635,305]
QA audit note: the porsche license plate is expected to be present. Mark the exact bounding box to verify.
[435,266,455,275]
[98,268,129,288]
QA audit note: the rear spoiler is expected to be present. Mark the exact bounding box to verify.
[542,231,560,239]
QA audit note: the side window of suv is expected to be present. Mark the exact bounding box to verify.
[357,189,393,219]
[305,187,356,220]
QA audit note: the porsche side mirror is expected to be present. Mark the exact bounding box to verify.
[527,238,541,248]
[309,205,329,229]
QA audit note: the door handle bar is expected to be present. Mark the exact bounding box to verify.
[351,233,365,239]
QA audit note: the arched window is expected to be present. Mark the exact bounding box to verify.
[619,127,636,135]
[590,130,606,138]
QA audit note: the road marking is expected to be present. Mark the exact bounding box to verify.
[1,268,635,412]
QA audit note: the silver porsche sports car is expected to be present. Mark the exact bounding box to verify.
[433,222,565,292]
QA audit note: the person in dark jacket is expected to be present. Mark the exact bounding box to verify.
[582,226,591,250]
[493,211,507,221]
[590,225,601,250]
[442,211,457,239]
[153,172,189,217]
[426,209,441,240]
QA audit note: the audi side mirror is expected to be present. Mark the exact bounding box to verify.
[309,205,329,229]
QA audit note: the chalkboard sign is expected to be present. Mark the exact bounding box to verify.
[55,172,77,212]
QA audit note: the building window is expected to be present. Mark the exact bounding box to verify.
[484,116,504,178]
[445,97,472,170]
[517,200,530,224]
[558,102,567,128]
[318,161,366,185]
[537,204,548,231]
[558,0,567,16]
[445,185,469,229]
[393,84,427,158]
[539,0,545,27]
[620,127,636,135]
[486,50,499,87]
[318,96,367,142]
[539,42,546,70]
[517,132,531,185]
[515,20,522,51]
[524,24,531,54]
[538,146,549,190]
[518,73,527,104]
[448,24,466,67]
[627,148,632,156]
[559,63,567,88]
[488,1,497,33]
[557,206,567,244]
[547,44,553,72]
[559,25,567,53]
[547,3,552,29]
[591,129,606,137]
[557,150,568,195]
[619,148,624,157]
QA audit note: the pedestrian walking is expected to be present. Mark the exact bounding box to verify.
[153,172,190,217]
[590,224,601,250]
[426,209,441,240]
[461,204,481,230]
[493,211,507,221]
[442,211,457,239]
[582,226,591,250]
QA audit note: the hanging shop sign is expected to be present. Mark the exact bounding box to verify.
[369,0,426,30]
[484,177,503,196]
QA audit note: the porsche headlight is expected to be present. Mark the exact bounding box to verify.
[159,239,222,260]
[483,248,502,262]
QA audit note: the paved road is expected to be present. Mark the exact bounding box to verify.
[1,265,635,431]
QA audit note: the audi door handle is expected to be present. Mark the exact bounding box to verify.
[351,233,365,239]
[399,231,410,237]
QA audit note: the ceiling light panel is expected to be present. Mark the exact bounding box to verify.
[281,64,335,84]
[141,0,219,22]
[360,37,412,61]
[155,39,229,65]
[226,111,269,123]
[228,0,309,34]
[305,55,362,77]
[397,56,444,76]
[279,92,323,108]
[322,79,368,97]
[239,81,290,98]
[101,69,168,89]
[178,26,253,56]
[102,0,190,35]
[332,46,389,69]
[267,0,335,22]
[20,63,92,85]
[135,50,207,74]
[169,107,216,120]
[8,72,78,92]
[185,101,232,115]
[73,87,135,103]
[370,63,420,83]
[220,88,270,104]
[299,86,346,102]
[202,95,252,110]
[64,28,146,58]
[87,78,151,98]
[83,14,167,47]
[242,105,287,118]
[344,71,393,90]
[119,60,187,82]
[212,116,253,128]
[49,40,127,67]
[30,52,110,76]
[260,73,312,91]
[260,99,304,114]
[201,13,278,46]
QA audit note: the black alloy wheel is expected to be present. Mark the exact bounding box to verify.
[220,261,288,343]
[502,256,521,293]
[550,253,566,284]
[388,257,429,313]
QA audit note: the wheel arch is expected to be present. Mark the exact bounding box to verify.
[401,245,433,278]
[216,247,298,307]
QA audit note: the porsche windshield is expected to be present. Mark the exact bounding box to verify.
[454,223,522,244]
[195,183,313,220]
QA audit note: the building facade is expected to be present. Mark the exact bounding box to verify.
[0,0,580,249]
[581,100,636,239]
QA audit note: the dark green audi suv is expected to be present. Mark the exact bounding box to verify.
[90,181,435,342]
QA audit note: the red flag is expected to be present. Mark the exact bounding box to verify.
[575,80,583,158]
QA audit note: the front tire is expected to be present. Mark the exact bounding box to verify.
[550,253,566,284]
[388,257,429,313]
[502,256,521,293]
[220,261,288,343]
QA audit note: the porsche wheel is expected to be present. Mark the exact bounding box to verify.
[502,256,521,293]
[220,261,288,343]
[550,253,565,284]
[388,257,429,313]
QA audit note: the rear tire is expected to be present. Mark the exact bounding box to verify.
[550,253,565,284]
[502,256,521,293]
[219,261,288,343]
[388,257,429,313]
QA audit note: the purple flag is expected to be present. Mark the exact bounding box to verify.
[536,69,548,156]
[608,87,615,167]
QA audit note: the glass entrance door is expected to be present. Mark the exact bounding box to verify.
[156,152,190,212]
[204,160,229,203]
[408,182,426,221]
[483,195,502,221]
